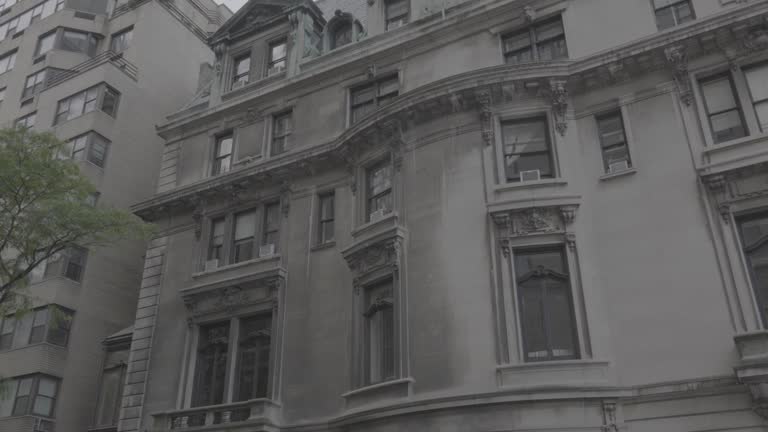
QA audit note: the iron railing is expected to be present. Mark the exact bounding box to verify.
[43,51,138,91]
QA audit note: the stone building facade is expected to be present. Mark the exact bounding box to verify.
[0,0,230,431]
[129,0,768,431]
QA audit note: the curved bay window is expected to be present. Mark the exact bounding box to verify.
[192,322,230,407]
[513,247,578,362]
[363,280,395,384]
[739,213,768,326]
[235,315,271,401]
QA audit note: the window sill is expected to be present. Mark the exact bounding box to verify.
[310,240,336,252]
[351,211,398,239]
[222,71,287,100]
[496,359,612,390]
[191,254,281,279]
[341,377,413,410]
[703,132,768,155]
[493,178,567,193]
[599,167,637,181]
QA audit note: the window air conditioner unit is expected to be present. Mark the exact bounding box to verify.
[520,169,541,182]
[608,160,629,174]
[232,80,247,90]
[204,259,219,271]
[259,244,275,257]
[370,208,387,222]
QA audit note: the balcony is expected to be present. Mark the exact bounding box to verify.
[152,399,281,431]
[42,51,137,91]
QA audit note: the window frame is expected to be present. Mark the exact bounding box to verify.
[231,53,251,89]
[15,111,36,129]
[11,374,59,418]
[652,0,695,31]
[697,71,749,145]
[22,69,47,99]
[737,211,768,328]
[349,74,400,125]
[362,278,396,385]
[109,26,133,53]
[54,83,120,125]
[498,115,556,183]
[742,61,768,133]
[62,131,110,168]
[35,30,55,57]
[384,0,409,31]
[92,346,128,428]
[595,109,633,174]
[270,110,292,156]
[210,132,234,176]
[0,49,15,74]
[501,15,568,65]
[365,159,394,222]
[316,191,335,245]
[266,38,287,77]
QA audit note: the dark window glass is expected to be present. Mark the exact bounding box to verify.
[271,111,292,155]
[501,117,553,182]
[208,217,225,262]
[60,30,97,56]
[261,203,280,252]
[46,306,73,346]
[94,361,125,427]
[700,74,747,144]
[12,377,34,416]
[63,246,87,282]
[596,111,631,172]
[366,161,393,221]
[267,39,287,76]
[27,308,48,344]
[739,213,768,326]
[22,69,46,99]
[654,0,694,30]
[0,50,14,74]
[744,63,768,132]
[101,86,120,117]
[110,27,133,53]
[364,280,394,384]
[212,134,233,176]
[232,54,251,88]
[514,247,578,362]
[232,210,257,263]
[12,375,58,417]
[192,322,229,407]
[318,193,335,244]
[235,314,272,401]
[332,22,352,49]
[35,32,55,57]
[502,16,567,64]
[350,76,399,124]
[0,316,15,350]
[385,0,409,30]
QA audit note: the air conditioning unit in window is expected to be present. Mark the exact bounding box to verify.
[370,208,387,222]
[259,244,275,257]
[608,160,629,174]
[520,169,541,182]
[204,259,219,271]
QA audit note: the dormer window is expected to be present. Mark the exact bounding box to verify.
[385,0,409,30]
[267,39,287,76]
[324,11,364,52]
[232,54,251,89]
[332,22,352,49]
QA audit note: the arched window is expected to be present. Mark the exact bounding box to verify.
[332,22,353,49]
[324,11,364,52]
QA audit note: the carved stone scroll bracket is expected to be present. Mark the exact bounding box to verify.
[280,181,292,216]
[339,146,358,194]
[664,45,693,106]
[703,174,727,193]
[600,400,619,432]
[288,11,300,48]
[718,203,732,224]
[549,80,569,136]
[213,42,228,79]
[523,5,536,23]
[191,201,205,239]
[475,89,493,146]
[559,205,578,227]
[492,213,512,257]
[565,232,577,251]
[744,28,768,53]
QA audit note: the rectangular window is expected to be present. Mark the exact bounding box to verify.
[0,49,15,74]
[739,213,768,326]
[267,39,287,76]
[94,347,128,428]
[700,73,747,144]
[55,84,120,124]
[364,279,395,384]
[211,134,233,176]
[110,26,133,53]
[63,246,87,282]
[653,0,694,30]
[22,69,46,99]
[0,0,59,42]
[232,210,257,263]
[62,132,109,168]
[28,308,48,344]
[262,202,280,253]
[271,111,292,156]
[207,217,225,264]
[744,63,768,132]
[232,54,251,89]
[0,316,15,350]
[366,161,393,221]
[12,375,59,417]
[501,117,553,182]
[318,192,335,244]
[15,112,36,129]
[350,75,399,124]
[502,16,568,64]
[35,31,55,57]
[596,110,632,173]
[514,247,578,362]
[192,322,230,407]
[59,29,98,56]
[385,0,409,30]
[235,314,272,401]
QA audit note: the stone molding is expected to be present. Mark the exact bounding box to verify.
[491,204,578,256]
[701,161,768,223]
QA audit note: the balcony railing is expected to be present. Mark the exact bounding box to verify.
[153,399,281,430]
[43,51,138,91]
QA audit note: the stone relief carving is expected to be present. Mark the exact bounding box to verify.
[664,45,693,106]
[344,237,403,282]
[475,89,493,146]
[213,43,227,78]
[549,80,569,136]
[182,276,283,321]
[493,205,579,255]
[744,28,768,52]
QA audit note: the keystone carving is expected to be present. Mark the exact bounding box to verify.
[664,45,693,106]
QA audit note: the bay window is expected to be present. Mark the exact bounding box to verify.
[11,375,59,417]
[61,132,110,168]
[0,305,74,351]
[55,84,121,124]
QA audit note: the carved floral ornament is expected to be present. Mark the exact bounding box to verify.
[182,277,283,323]
[343,237,403,283]
[492,205,579,256]
[702,164,768,224]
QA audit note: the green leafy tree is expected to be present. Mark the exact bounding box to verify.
[0,127,153,310]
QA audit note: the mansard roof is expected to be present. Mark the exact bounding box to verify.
[209,0,324,44]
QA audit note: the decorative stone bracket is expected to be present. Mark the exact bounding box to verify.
[492,204,579,256]
[734,332,768,420]
[549,80,569,136]
[664,45,693,106]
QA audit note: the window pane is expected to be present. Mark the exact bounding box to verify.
[14,314,32,348]
[192,322,230,407]
[710,110,746,143]
[674,2,693,23]
[102,88,119,116]
[234,211,257,240]
[88,134,108,167]
[503,31,531,53]
[236,314,272,401]
[36,33,55,56]
[95,366,124,426]
[546,281,577,358]
[537,37,568,61]
[520,282,548,360]
[32,396,53,416]
[28,308,48,344]
[597,113,626,148]
[216,136,233,157]
[755,101,768,131]
[270,41,286,62]
[61,31,89,52]
[368,164,392,196]
[37,377,56,397]
[47,307,73,346]
[68,92,86,120]
[352,86,375,105]
[535,19,564,41]
[655,7,676,30]
[702,77,738,113]
[514,249,565,276]
[332,24,352,48]
[746,64,768,102]
[320,194,334,220]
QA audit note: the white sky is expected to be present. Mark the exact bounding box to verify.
[215,0,247,13]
